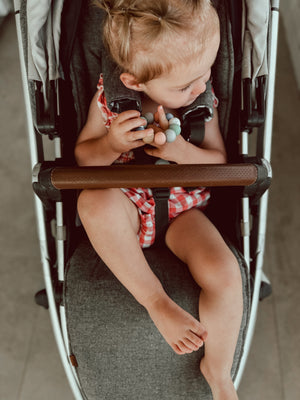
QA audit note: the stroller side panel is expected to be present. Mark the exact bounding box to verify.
[234,2,280,386]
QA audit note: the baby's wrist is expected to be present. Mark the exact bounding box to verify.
[104,133,122,159]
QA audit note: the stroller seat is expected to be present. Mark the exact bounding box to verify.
[63,4,251,396]
[65,234,249,399]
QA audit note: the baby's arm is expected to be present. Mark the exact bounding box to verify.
[75,91,154,166]
[145,106,226,165]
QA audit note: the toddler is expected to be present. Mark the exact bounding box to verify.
[75,1,243,399]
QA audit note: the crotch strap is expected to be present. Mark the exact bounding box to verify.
[152,187,170,244]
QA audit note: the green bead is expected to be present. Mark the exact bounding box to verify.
[143,112,154,124]
[140,116,148,126]
[169,124,181,135]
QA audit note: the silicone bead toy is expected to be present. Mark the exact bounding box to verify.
[168,124,181,135]
[168,117,181,126]
[143,112,154,124]
[155,159,170,165]
[165,112,174,121]
[165,128,177,143]
[141,112,181,143]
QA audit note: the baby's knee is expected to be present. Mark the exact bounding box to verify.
[217,253,242,293]
[77,189,95,220]
[77,188,113,220]
[205,254,241,294]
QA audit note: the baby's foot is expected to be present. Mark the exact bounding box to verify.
[146,295,207,354]
[200,358,238,400]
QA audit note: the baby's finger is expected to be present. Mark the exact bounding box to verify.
[122,117,148,133]
[117,109,141,123]
[156,105,169,130]
[127,128,154,142]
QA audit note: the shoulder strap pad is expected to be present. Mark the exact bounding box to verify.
[102,52,142,113]
[179,80,215,146]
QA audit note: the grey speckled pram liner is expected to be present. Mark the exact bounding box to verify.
[14,0,278,399]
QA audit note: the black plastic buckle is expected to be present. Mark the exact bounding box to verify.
[152,187,170,201]
[34,80,59,139]
[242,76,266,130]
[181,108,207,146]
[109,99,142,114]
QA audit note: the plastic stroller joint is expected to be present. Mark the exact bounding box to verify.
[242,157,272,200]
[242,76,266,130]
[34,80,60,139]
[32,161,63,202]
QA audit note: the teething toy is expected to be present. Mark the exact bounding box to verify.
[139,112,181,143]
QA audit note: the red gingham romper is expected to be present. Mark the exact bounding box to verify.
[97,74,215,248]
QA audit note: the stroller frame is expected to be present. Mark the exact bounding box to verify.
[14,0,279,398]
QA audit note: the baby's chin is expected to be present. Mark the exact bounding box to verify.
[162,98,196,110]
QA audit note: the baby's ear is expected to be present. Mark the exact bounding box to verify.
[120,73,145,92]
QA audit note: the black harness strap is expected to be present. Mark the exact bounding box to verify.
[152,187,170,244]
[137,111,207,244]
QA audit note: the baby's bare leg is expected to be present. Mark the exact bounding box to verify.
[77,188,206,354]
[166,209,243,399]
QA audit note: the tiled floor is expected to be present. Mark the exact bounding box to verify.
[1,12,299,400]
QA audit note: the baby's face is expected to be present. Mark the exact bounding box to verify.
[140,31,220,110]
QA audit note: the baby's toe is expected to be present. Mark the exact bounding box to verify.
[173,344,185,355]
[177,340,194,354]
[183,337,200,351]
[187,330,205,347]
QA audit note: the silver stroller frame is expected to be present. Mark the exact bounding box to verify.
[14,0,279,398]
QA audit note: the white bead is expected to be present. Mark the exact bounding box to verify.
[155,159,170,165]
[168,117,181,126]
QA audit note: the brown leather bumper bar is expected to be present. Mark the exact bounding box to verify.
[49,163,258,189]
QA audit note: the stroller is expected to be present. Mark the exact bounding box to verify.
[14,0,278,398]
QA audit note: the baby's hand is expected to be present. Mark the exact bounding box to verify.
[142,105,169,146]
[108,110,154,153]
[146,124,167,146]
[152,105,179,145]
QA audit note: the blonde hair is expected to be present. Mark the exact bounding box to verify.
[95,0,219,83]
